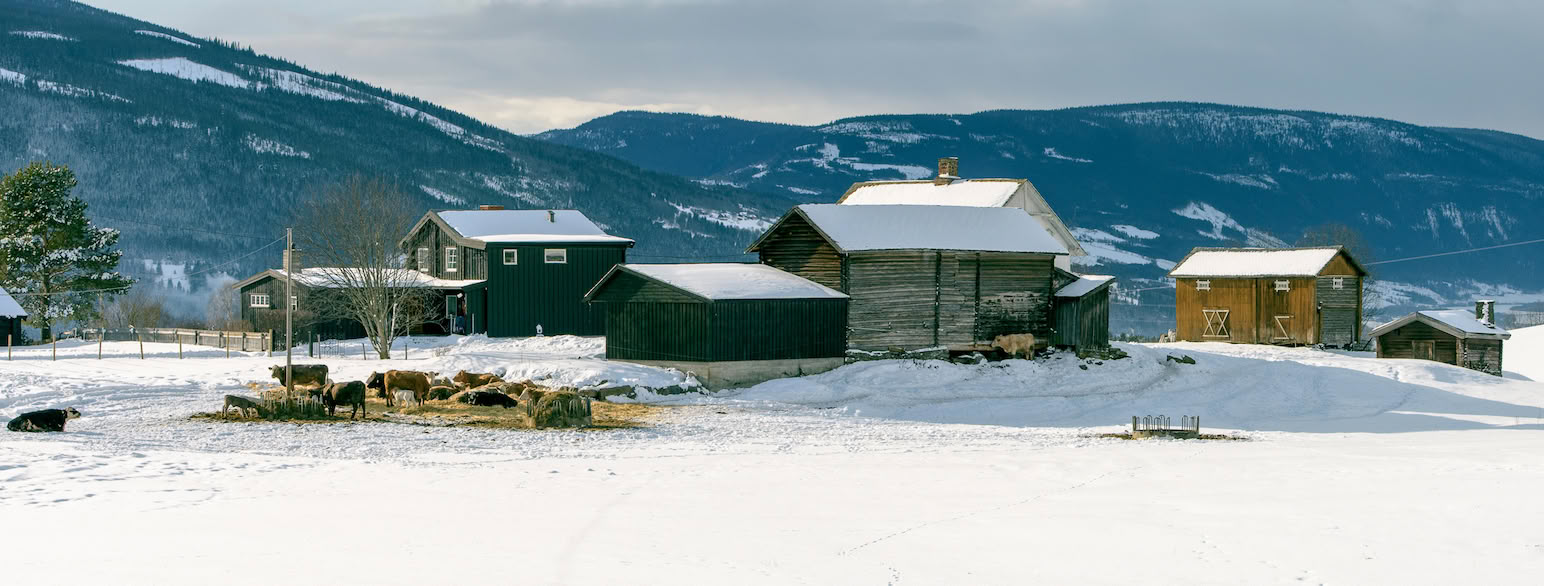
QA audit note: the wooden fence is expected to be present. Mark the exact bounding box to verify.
[82,328,274,353]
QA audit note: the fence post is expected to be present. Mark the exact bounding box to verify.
[7,334,10,361]
[178,337,183,359]
[52,337,57,361]
[268,330,274,357]
[138,333,144,359]
[362,342,367,360]
[98,334,102,359]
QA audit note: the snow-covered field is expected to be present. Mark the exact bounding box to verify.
[3,336,1544,584]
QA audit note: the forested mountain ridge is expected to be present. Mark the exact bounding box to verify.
[0,0,789,311]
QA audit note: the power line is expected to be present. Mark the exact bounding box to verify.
[92,215,278,241]
[8,236,285,298]
[1365,238,1544,266]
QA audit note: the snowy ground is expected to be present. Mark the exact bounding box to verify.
[3,336,1543,584]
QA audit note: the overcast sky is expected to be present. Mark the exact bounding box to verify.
[86,0,1544,138]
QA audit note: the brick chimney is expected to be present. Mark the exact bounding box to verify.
[934,157,959,185]
[1475,299,1496,325]
[479,204,504,211]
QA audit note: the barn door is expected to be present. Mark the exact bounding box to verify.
[1320,308,1355,346]
[1202,309,1230,339]
[1273,315,1294,342]
[1413,340,1436,361]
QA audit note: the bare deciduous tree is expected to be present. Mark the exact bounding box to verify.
[96,288,166,330]
[293,175,437,358]
[1297,222,1385,320]
[203,281,249,331]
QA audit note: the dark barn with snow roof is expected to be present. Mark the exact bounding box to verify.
[585,263,849,389]
[0,287,26,344]
[1370,302,1510,376]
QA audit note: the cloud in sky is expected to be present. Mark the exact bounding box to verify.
[87,0,1544,137]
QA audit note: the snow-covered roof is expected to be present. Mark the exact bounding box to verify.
[249,268,483,290]
[1167,247,1357,278]
[838,179,1022,207]
[605,263,848,301]
[435,210,633,245]
[1055,275,1115,298]
[1369,310,1511,341]
[0,287,26,317]
[754,204,1068,254]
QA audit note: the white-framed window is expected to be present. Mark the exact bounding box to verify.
[1196,280,1211,291]
[445,247,458,273]
[249,294,270,308]
[503,249,518,265]
[544,248,567,264]
[290,295,298,311]
[1274,280,1290,292]
[417,247,430,272]
[1332,277,1345,290]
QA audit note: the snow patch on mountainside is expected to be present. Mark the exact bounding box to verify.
[1043,147,1092,163]
[816,120,955,144]
[790,143,934,180]
[134,30,200,47]
[134,116,196,129]
[419,185,466,205]
[1070,228,1158,267]
[10,31,75,41]
[477,174,545,205]
[119,58,249,89]
[784,186,821,195]
[36,79,131,103]
[669,203,772,232]
[1366,281,1447,310]
[1199,172,1278,190]
[1104,108,1429,151]
[238,65,366,103]
[244,135,309,159]
[0,67,27,85]
[1172,202,1286,247]
[1111,224,1159,239]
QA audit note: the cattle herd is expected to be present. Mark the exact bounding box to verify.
[215,364,592,427]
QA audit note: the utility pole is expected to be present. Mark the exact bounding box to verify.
[285,228,294,398]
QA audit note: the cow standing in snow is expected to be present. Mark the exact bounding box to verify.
[7,407,82,432]
[992,333,1037,360]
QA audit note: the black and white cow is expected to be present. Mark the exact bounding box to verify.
[7,407,82,432]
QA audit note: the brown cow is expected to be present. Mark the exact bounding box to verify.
[383,370,432,407]
[992,333,1037,360]
[320,381,367,420]
[452,370,503,390]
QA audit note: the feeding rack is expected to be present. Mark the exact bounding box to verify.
[1131,415,1201,439]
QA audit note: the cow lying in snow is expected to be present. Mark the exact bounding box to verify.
[992,333,1037,360]
[319,381,367,420]
[383,370,432,407]
[222,395,264,419]
[271,364,329,387]
[452,370,502,390]
[7,408,81,432]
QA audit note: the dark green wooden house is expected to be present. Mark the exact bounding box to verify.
[401,206,633,337]
[585,263,849,388]
[0,287,26,344]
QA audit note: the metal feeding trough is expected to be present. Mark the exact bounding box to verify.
[1131,415,1201,439]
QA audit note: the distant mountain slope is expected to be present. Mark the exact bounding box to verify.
[0,0,790,305]
[539,104,1544,330]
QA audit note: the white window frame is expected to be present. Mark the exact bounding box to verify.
[290,295,298,311]
[544,248,567,264]
[417,247,430,273]
[1332,277,1344,290]
[445,247,459,273]
[1196,280,1211,291]
[249,294,270,308]
[1274,280,1290,292]
[445,294,457,320]
[503,249,518,265]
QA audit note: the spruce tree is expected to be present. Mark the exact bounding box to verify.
[0,162,134,341]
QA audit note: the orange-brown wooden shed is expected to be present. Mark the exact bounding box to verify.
[1167,247,1368,346]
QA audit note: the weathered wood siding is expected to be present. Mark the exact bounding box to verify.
[845,251,940,349]
[1175,277,1257,342]
[1460,338,1504,376]
[0,316,21,343]
[1375,321,1459,364]
[754,215,844,290]
[974,253,1054,342]
[1053,287,1110,349]
[404,221,486,281]
[483,243,626,337]
[1256,277,1318,344]
[1316,275,1361,346]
